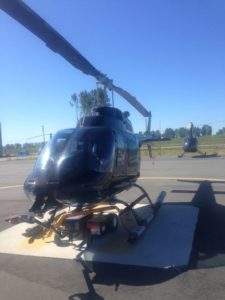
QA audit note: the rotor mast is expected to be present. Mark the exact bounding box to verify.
[188,122,193,138]
[145,111,152,135]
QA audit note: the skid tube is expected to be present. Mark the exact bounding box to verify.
[115,183,166,241]
[6,184,166,245]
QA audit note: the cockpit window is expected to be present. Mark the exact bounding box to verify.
[69,140,84,152]
[53,137,69,155]
[36,129,74,170]
[51,130,74,157]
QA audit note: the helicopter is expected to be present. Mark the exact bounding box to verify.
[178,122,206,158]
[1,0,167,242]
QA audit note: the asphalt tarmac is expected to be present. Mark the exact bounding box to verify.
[1,155,225,299]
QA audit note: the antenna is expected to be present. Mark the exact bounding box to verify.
[41,125,45,143]
[111,90,114,107]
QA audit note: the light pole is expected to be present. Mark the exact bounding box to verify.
[41,125,45,144]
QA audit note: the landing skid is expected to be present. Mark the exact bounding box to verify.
[2,189,199,279]
[6,184,166,247]
[178,151,206,158]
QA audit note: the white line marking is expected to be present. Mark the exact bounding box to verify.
[1,177,224,191]
[139,176,225,182]
[0,185,23,190]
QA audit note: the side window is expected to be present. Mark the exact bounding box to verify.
[55,138,67,154]
[69,134,84,153]
[127,135,139,166]
[116,133,126,166]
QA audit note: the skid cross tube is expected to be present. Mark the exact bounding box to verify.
[10,183,165,244]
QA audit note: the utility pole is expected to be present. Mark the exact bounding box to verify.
[41,125,45,144]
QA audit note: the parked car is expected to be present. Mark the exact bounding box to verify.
[17,150,29,156]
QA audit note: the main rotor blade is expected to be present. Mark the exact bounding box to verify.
[0,0,151,118]
[112,85,150,117]
[0,0,103,78]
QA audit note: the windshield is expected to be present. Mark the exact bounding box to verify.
[35,129,74,170]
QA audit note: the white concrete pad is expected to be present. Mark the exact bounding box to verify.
[0,204,198,268]
[84,204,199,268]
[0,222,80,259]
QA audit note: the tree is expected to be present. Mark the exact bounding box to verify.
[177,127,188,138]
[14,143,22,150]
[151,130,161,139]
[90,88,111,108]
[5,144,15,150]
[216,127,225,135]
[193,126,201,137]
[71,88,111,118]
[78,90,93,116]
[201,124,212,136]
[163,128,175,139]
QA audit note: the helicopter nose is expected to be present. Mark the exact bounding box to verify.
[24,173,36,191]
[24,169,59,195]
[24,175,37,203]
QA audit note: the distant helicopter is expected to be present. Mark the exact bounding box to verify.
[2,0,167,242]
[178,122,204,158]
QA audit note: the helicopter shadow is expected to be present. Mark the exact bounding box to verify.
[69,205,193,300]
[172,180,225,269]
[68,262,182,300]
[69,181,225,299]
[191,153,219,159]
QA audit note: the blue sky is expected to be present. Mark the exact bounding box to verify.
[1,0,225,145]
